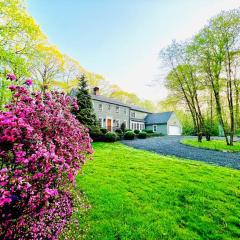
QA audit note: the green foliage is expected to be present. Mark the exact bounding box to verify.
[143,129,154,133]
[124,131,135,140]
[71,142,240,239]
[182,122,196,136]
[100,128,108,134]
[89,127,104,142]
[147,133,164,137]
[104,132,118,142]
[0,73,12,110]
[120,122,126,132]
[115,128,123,135]
[137,131,147,139]
[181,138,240,152]
[204,118,219,137]
[72,75,98,128]
[134,129,140,134]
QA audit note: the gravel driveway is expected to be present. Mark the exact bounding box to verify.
[122,136,240,170]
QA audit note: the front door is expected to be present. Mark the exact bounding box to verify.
[107,119,112,131]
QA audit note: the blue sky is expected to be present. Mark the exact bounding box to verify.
[27,0,240,101]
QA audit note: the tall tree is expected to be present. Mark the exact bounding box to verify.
[161,41,206,142]
[30,44,64,92]
[193,9,240,145]
[72,74,98,129]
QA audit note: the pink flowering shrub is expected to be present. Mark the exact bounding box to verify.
[0,85,92,239]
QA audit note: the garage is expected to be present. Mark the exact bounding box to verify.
[145,112,182,136]
[168,125,181,135]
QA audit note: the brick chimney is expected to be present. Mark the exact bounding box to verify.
[93,87,100,95]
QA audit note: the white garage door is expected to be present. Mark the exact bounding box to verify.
[168,125,181,135]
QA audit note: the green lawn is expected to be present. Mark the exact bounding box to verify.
[62,142,240,240]
[181,138,240,152]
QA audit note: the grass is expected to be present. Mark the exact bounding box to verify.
[181,138,240,152]
[63,142,240,239]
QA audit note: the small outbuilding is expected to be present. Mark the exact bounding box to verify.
[145,111,182,136]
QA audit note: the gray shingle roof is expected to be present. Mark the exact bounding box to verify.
[130,105,151,113]
[145,112,173,124]
[90,94,129,107]
[91,94,150,113]
[70,88,151,113]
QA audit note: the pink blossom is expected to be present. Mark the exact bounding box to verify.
[8,85,17,91]
[25,79,33,86]
[6,73,16,81]
[0,197,12,207]
[68,173,74,182]
[45,188,58,197]
[32,172,44,180]
[0,85,92,239]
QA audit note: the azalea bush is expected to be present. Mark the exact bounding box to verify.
[0,77,92,239]
[0,72,32,110]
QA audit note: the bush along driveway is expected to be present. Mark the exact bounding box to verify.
[122,136,240,169]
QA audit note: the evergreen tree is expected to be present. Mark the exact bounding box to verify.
[72,74,98,128]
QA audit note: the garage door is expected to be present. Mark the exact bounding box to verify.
[168,125,181,135]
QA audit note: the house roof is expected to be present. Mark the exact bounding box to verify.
[90,94,129,107]
[130,105,151,113]
[145,112,173,124]
[71,88,151,113]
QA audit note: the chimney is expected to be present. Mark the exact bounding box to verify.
[93,87,100,95]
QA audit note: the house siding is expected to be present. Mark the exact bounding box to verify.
[92,99,129,130]
[130,110,148,130]
[146,124,168,135]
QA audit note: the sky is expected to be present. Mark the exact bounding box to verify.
[27,0,240,102]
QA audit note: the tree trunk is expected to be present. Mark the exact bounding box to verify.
[215,91,230,145]
[226,50,235,146]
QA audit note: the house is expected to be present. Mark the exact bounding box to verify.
[91,87,150,131]
[90,87,182,135]
[71,87,182,135]
[145,112,182,135]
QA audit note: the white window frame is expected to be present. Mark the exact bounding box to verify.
[98,103,103,112]
[98,117,103,128]
[124,108,127,115]
[115,119,120,128]
[116,106,120,113]
[108,104,111,111]
[131,111,136,118]
[153,125,157,132]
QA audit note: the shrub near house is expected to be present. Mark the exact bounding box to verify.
[124,131,135,140]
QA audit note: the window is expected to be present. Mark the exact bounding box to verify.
[124,108,127,115]
[98,118,103,128]
[116,119,120,128]
[98,103,103,112]
[153,125,157,132]
[108,104,111,111]
[131,111,136,118]
[116,106,119,113]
